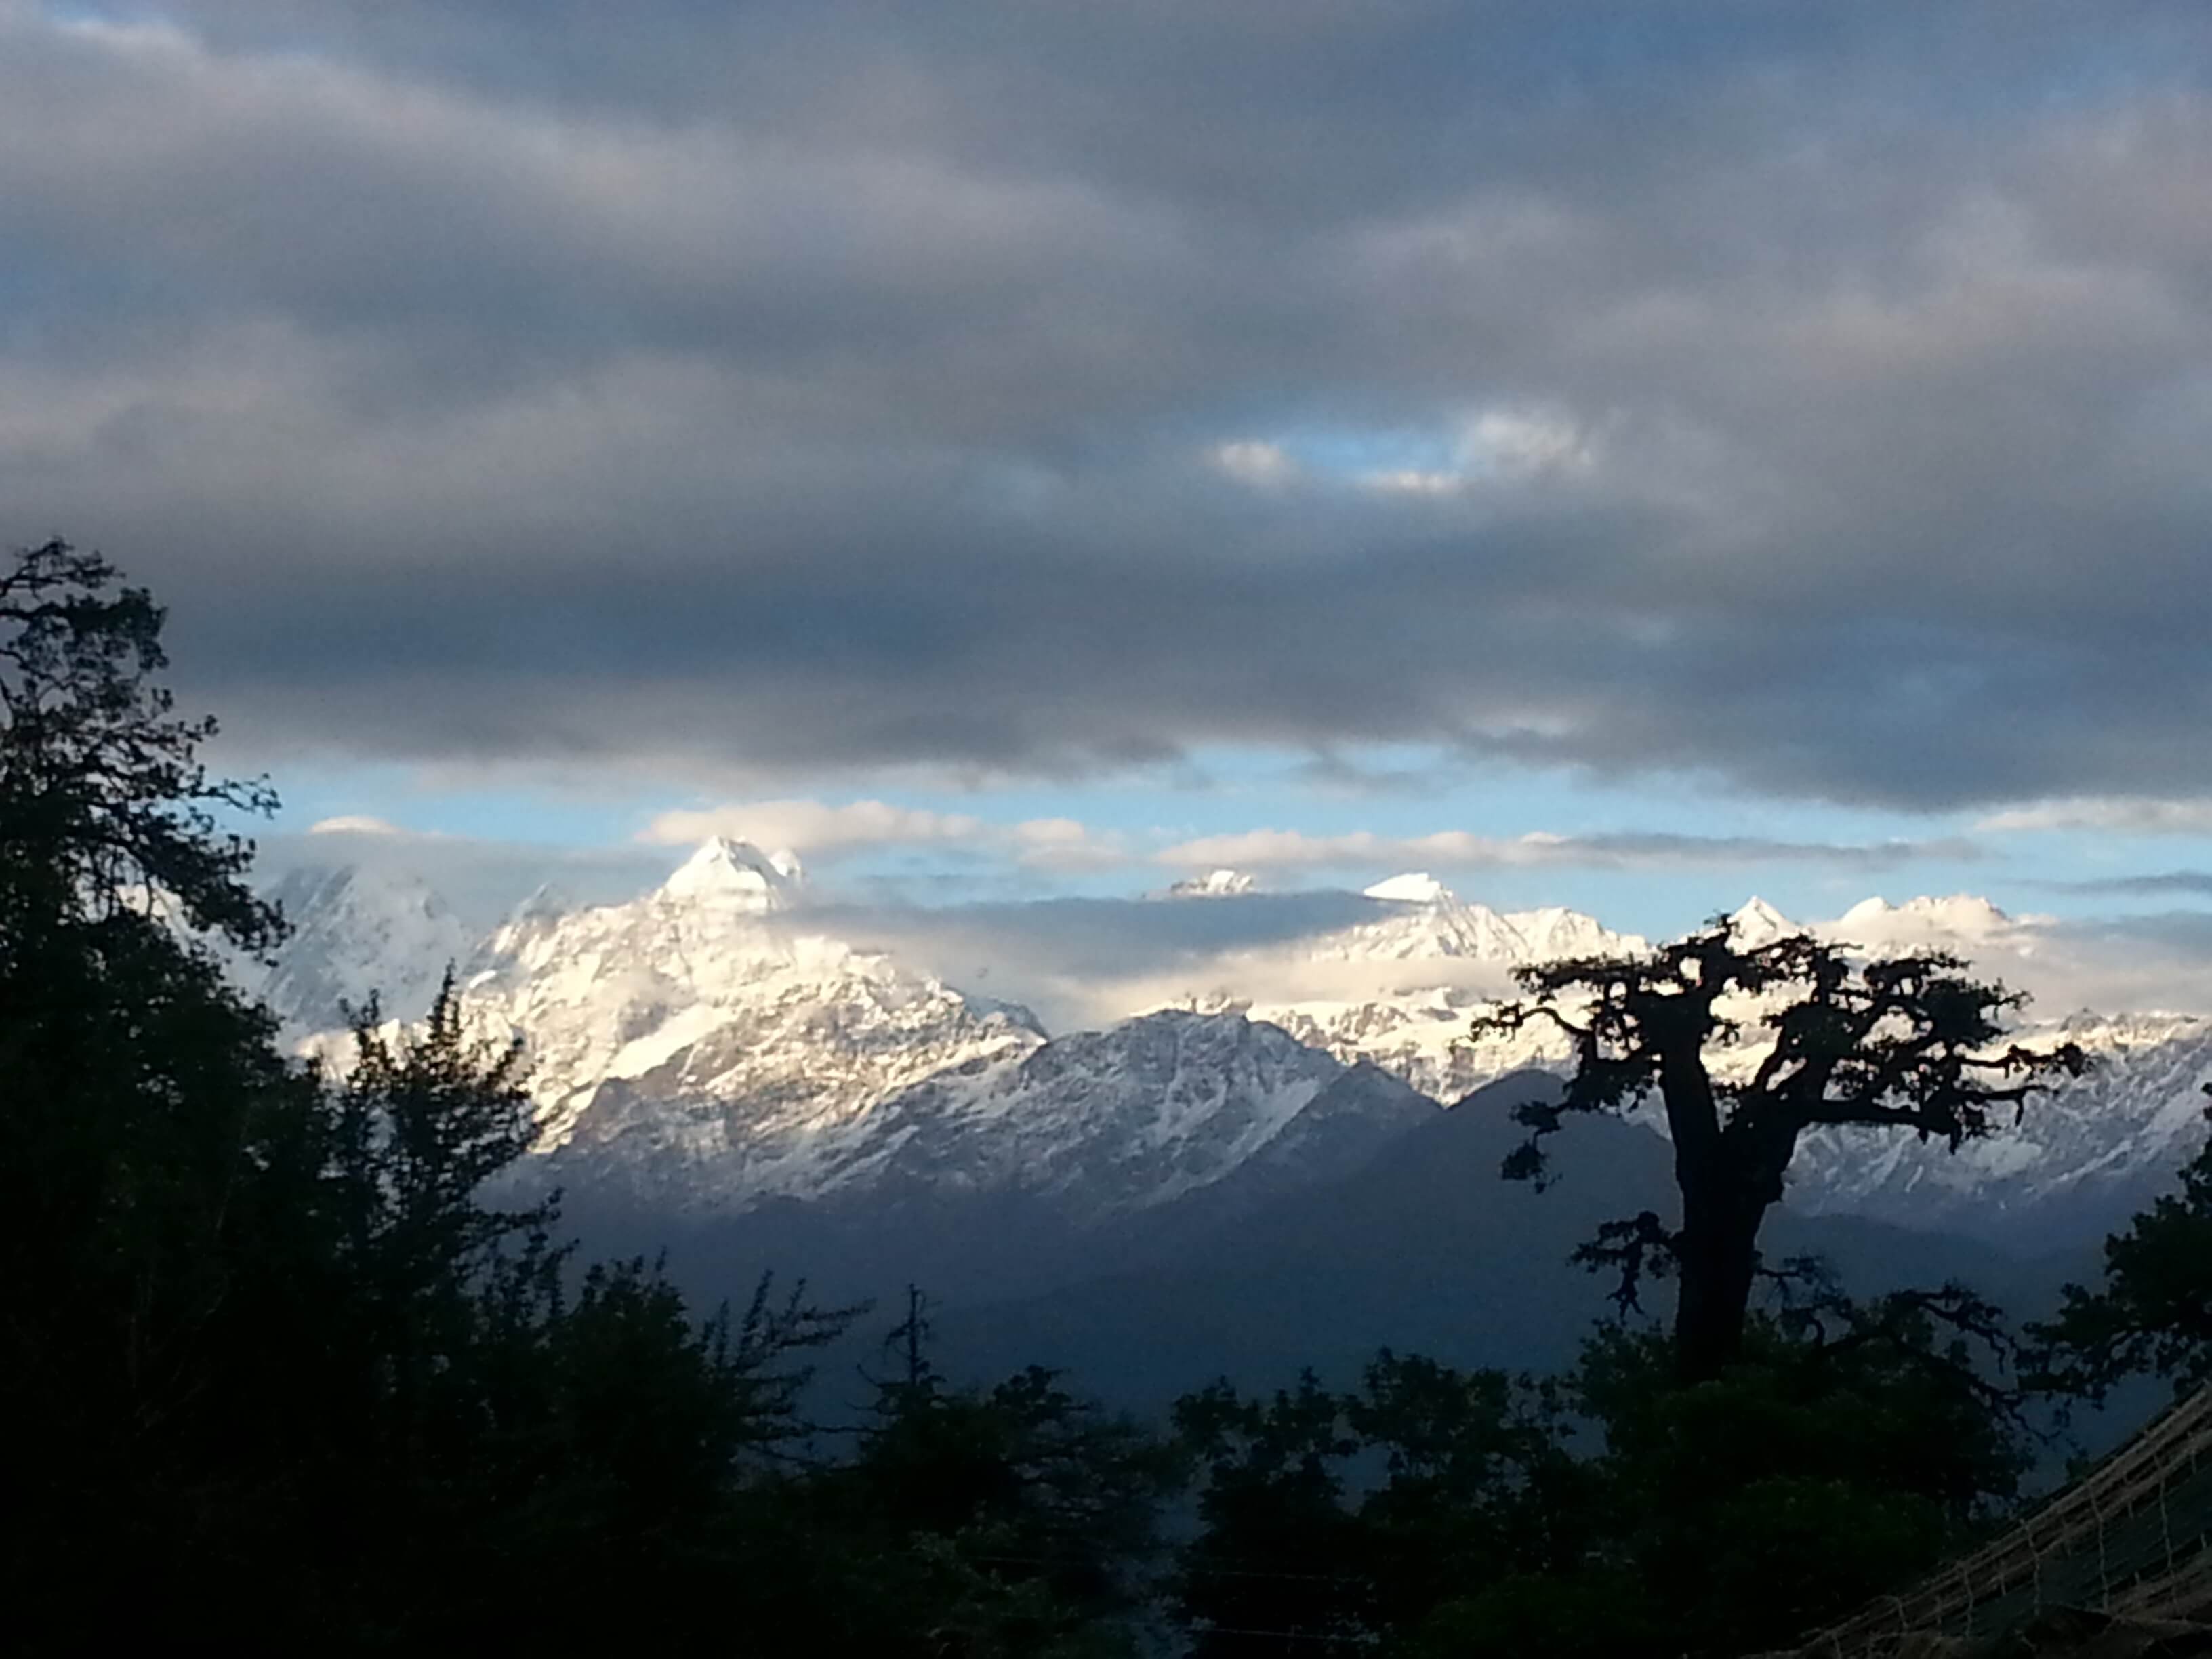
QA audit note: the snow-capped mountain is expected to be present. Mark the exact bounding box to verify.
[1167,868,1259,898]
[455,838,1043,1185]
[577,1007,1435,1221]
[1310,872,1565,963]
[250,863,471,1035]
[1228,872,1645,1098]
[1725,895,1798,947]
[242,850,2212,1249]
[1778,1010,2212,1243]
[655,835,804,912]
[1191,884,2212,1244]
[249,846,1469,1223]
[438,848,1436,1220]
[861,1009,1431,1218]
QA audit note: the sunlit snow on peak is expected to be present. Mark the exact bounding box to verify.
[1168,869,1261,899]
[659,836,804,912]
[1725,895,1799,945]
[1364,872,1453,905]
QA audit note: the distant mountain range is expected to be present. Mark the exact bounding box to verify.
[237,840,2212,1263]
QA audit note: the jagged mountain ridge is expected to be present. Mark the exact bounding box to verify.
[245,863,471,1034]
[1203,872,1650,1099]
[248,852,2212,1246]
[1168,885,2212,1244]
[260,840,1439,1224]
[1784,1009,2212,1244]
[457,838,1045,1197]
[834,1010,1435,1223]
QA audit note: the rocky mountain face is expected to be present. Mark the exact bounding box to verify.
[1166,869,1258,898]
[260,840,1435,1225]
[834,1009,1434,1225]
[249,849,2212,1250]
[246,863,471,1033]
[454,838,1045,1208]
[1216,873,1648,1099]
[1784,1010,2212,1245]
[1163,883,2212,1246]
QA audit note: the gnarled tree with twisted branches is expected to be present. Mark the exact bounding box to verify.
[1471,920,2087,1384]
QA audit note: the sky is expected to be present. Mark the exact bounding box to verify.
[10,0,2212,968]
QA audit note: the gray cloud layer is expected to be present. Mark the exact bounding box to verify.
[2047,870,2212,897]
[8,2,2212,806]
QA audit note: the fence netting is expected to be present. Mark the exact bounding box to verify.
[1767,1389,2212,1656]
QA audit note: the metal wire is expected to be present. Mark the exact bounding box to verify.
[1769,1388,2212,1657]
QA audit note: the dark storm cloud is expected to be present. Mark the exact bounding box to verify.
[9,1,2212,806]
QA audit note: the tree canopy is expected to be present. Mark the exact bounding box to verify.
[11,538,2154,1654]
[1172,1290,2030,1658]
[1472,920,2087,1381]
[0,539,1173,1652]
[2033,1084,2212,1401]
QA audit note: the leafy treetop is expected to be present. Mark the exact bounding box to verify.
[1471,918,2087,1380]
[0,537,278,953]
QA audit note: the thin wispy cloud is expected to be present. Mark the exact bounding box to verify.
[2040,871,2212,898]
[1980,800,2212,836]
[1155,827,1983,876]
[307,814,415,837]
[636,798,1131,873]
[640,800,989,858]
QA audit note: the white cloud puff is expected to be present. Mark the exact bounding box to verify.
[1978,798,2212,836]
[1207,439,1301,489]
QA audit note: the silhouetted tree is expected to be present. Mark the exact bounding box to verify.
[1175,1369,1379,1651]
[0,539,862,1645]
[1175,1300,2030,1659]
[0,537,278,949]
[0,539,307,1634]
[1175,1353,1589,1656]
[783,1298,1179,1656]
[1472,920,2087,1382]
[2032,1084,2212,1401]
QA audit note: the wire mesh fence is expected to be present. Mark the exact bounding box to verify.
[1769,1389,2212,1656]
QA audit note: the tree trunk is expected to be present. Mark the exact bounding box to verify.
[1672,1185,1767,1385]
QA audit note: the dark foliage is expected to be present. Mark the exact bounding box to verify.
[1472,919,2087,1381]
[779,1336,1180,1656]
[2032,1085,2212,1401]
[3,539,2092,1656]
[0,541,1167,1652]
[1174,1292,2031,1658]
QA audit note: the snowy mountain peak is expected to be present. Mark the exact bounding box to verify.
[1503,905,1645,962]
[659,836,803,912]
[507,882,572,924]
[785,1005,1436,1222]
[1817,894,2045,975]
[1727,896,1799,945]
[253,863,470,1034]
[1169,869,1259,899]
[1837,893,2014,938]
[1364,872,1454,905]
[233,848,2212,1251]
